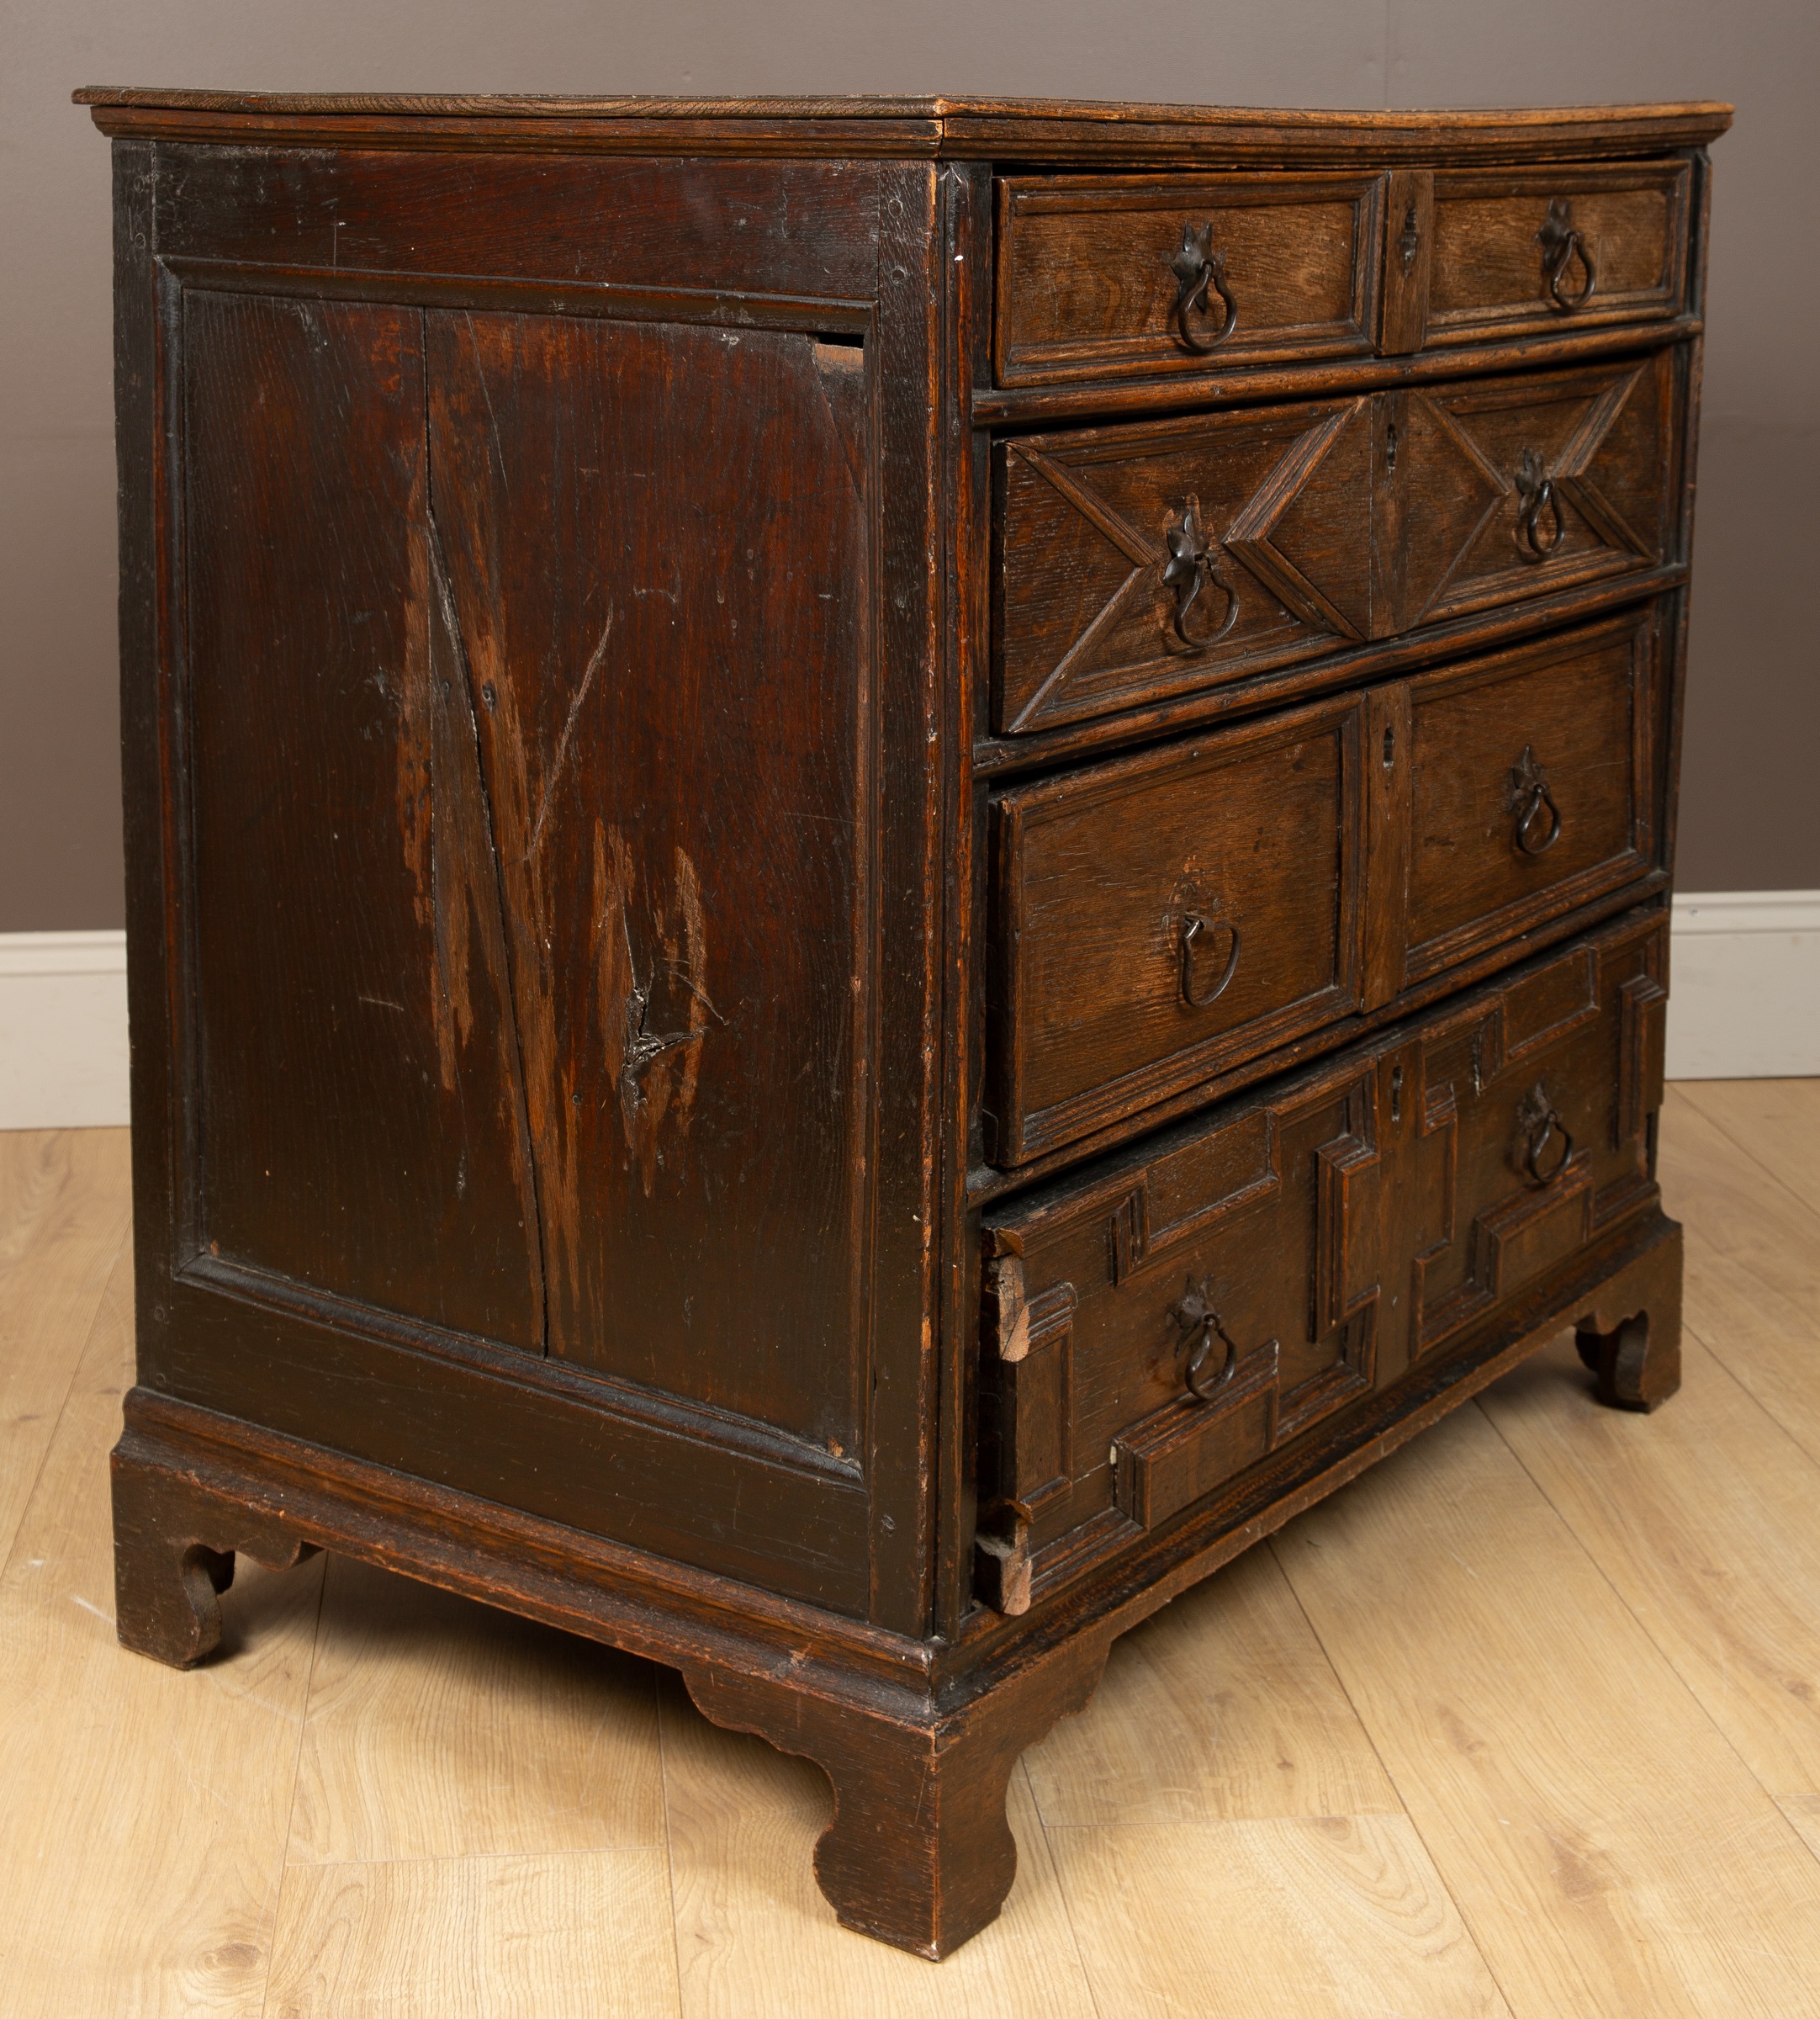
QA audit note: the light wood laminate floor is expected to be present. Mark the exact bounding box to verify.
[3,1082,1817,2016]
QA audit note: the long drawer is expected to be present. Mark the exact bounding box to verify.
[974,907,1669,1614]
[994,350,1680,736]
[988,608,1659,1165]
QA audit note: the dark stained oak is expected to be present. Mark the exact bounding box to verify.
[87,88,1720,1962]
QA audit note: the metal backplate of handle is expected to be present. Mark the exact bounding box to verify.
[1538,196,1596,311]
[1162,495,1240,649]
[1508,744,1563,856]
[1170,1275,1278,1402]
[1180,912,1242,1007]
[1169,222,1239,354]
[1516,1081,1574,1187]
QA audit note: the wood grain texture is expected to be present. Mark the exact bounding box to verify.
[0,1130,130,1565]
[5,1098,1817,2007]
[288,1556,665,1863]
[89,88,1729,1962]
[1050,1815,1514,2018]
[1482,1328,1820,1807]
[1273,1403,1820,2016]
[74,88,1733,170]
[0,1218,325,2016]
[1657,1085,1820,1466]
[1023,1539,1400,1825]
[262,1851,680,2019]
[658,1673,1098,2016]
[1675,1078,1820,1217]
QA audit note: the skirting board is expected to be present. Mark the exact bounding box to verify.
[1665,890,1820,1080]
[0,896,1814,1129]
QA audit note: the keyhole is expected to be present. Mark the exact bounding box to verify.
[1390,1063,1404,1124]
[1385,421,1399,472]
[1382,724,1396,767]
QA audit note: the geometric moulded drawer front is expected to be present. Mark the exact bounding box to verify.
[976,908,1669,1614]
[994,353,1680,735]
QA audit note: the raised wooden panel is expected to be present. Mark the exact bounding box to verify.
[426,308,872,1455]
[994,400,1372,734]
[1411,353,1679,628]
[1412,919,1669,1352]
[991,695,1368,1163]
[977,1064,1384,1589]
[1425,161,1692,347]
[1403,612,1655,988]
[185,289,543,1350]
[994,172,1383,386]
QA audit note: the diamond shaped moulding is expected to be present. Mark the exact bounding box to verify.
[992,357,1675,737]
[1223,400,1376,640]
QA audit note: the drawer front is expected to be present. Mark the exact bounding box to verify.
[992,696,1368,1165]
[975,910,1669,1614]
[1424,162,1693,348]
[995,354,1680,736]
[1398,612,1656,991]
[992,610,1663,1163]
[994,172,1384,387]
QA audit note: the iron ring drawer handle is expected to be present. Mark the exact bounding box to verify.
[1180,913,1241,1008]
[1513,448,1564,561]
[1169,223,1239,355]
[1539,198,1596,312]
[1170,1277,1277,1402]
[1163,497,1240,650]
[1509,744,1563,856]
[1519,1083,1574,1187]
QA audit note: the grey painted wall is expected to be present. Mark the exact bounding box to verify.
[4,0,1815,929]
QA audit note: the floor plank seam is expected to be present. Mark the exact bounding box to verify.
[1261,1525,1526,2017]
[653,1681,690,2019]
[259,1555,330,2019]
[1672,1084,1820,1221]
[0,1215,130,1577]
[1470,1387,1820,1882]
[1025,1755,1109,2019]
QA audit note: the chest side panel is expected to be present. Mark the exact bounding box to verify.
[133,147,896,1611]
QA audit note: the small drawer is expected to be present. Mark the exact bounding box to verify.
[990,693,1368,1165]
[1394,612,1657,994]
[994,354,1680,737]
[1421,162,1693,349]
[994,172,1384,387]
[974,909,1669,1614]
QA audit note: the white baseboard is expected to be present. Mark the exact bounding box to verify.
[0,930,130,1129]
[1665,890,1820,1080]
[0,893,1812,1129]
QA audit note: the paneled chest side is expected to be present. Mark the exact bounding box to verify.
[85,88,1724,1961]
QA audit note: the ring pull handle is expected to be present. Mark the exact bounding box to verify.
[1538,197,1596,312]
[1170,1277,1276,1403]
[1517,1082,1574,1188]
[1169,223,1239,355]
[1508,744,1563,856]
[1513,448,1565,562]
[1180,912,1242,1009]
[1163,495,1241,650]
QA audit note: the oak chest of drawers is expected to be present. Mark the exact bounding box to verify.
[81,86,1727,1958]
